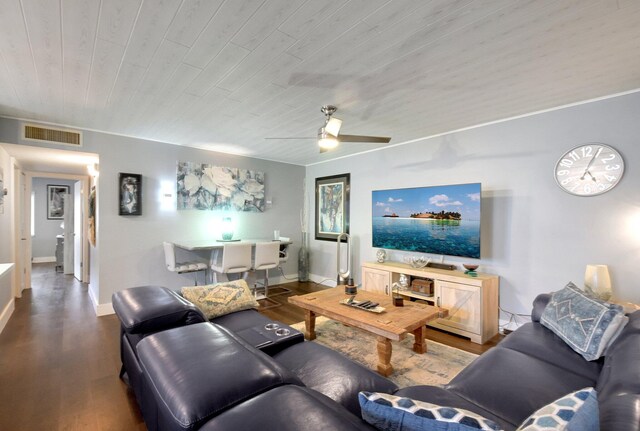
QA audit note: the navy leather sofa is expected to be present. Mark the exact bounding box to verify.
[397,294,640,430]
[113,287,640,431]
[112,286,398,431]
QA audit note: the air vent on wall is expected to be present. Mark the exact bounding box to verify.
[23,123,82,147]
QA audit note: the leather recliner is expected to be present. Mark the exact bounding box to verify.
[113,287,640,431]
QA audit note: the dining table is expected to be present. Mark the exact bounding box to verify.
[173,238,292,284]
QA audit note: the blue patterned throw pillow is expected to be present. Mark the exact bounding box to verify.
[358,392,503,431]
[517,387,598,431]
[540,282,627,361]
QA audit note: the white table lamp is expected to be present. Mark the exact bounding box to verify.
[584,264,612,301]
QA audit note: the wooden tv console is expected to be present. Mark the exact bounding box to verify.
[361,261,499,344]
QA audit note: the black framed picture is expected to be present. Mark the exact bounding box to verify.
[47,185,69,220]
[119,173,142,216]
[315,173,350,241]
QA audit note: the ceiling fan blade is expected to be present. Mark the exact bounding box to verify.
[325,117,342,136]
[338,134,391,143]
[264,137,316,140]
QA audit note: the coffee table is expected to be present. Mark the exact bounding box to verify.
[288,287,446,376]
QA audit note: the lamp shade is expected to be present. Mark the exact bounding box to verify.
[584,264,612,300]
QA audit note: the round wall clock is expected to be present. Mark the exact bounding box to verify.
[554,143,624,196]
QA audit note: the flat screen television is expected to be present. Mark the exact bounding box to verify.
[372,183,481,259]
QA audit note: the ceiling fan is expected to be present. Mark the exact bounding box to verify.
[265,105,391,153]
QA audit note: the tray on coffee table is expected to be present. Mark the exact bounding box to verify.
[339,298,385,313]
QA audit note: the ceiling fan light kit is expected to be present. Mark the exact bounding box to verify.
[325,117,342,136]
[318,126,339,150]
[265,105,391,153]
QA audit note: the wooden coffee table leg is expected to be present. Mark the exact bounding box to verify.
[412,325,427,354]
[304,310,316,340]
[376,336,393,377]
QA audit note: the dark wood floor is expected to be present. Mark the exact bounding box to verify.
[0,264,501,430]
[0,263,146,430]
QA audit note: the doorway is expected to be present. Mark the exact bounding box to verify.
[0,142,98,299]
[24,173,90,289]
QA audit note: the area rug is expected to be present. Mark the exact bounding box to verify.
[291,317,478,387]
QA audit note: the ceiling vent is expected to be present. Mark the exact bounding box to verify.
[23,123,82,147]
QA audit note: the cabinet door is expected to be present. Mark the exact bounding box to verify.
[435,280,481,334]
[362,267,391,296]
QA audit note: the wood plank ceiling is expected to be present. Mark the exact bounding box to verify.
[0,0,639,166]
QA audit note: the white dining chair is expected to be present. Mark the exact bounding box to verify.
[210,243,252,283]
[163,242,208,285]
[252,241,281,299]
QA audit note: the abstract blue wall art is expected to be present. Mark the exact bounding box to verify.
[177,161,265,212]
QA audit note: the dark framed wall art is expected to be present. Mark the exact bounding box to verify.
[47,185,69,220]
[315,173,350,241]
[119,173,142,216]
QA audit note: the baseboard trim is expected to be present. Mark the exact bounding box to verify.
[88,284,114,316]
[0,299,15,334]
[32,256,56,263]
[96,302,114,316]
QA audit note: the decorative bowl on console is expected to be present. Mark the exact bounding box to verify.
[404,256,430,268]
[463,264,479,276]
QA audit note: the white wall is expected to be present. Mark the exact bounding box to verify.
[31,178,75,259]
[305,92,640,316]
[0,119,305,310]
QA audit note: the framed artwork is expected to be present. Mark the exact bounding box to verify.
[47,185,69,220]
[88,186,96,246]
[176,161,265,212]
[315,173,350,241]
[119,173,142,216]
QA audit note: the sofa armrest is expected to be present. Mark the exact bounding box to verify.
[113,285,206,335]
[531,293,552,322]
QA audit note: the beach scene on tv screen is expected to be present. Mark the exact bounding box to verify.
[372,183,481,259]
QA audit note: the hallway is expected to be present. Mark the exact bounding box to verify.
[0,263,144,430]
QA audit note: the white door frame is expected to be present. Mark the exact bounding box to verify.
[11,162,25,298]
[22,171,90,288]
[73,181,82,280]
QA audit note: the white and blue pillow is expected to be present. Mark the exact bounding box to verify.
[517,387,599,431]
[540,282,627,361]
[358,392,503,431]
[359,388,599,431]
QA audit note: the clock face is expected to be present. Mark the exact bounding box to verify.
[554,143,624,196]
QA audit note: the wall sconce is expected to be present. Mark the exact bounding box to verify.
[584,264,612,301]
[221,217,234,241]
[87,163,99,177]
[159,180,175,211]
